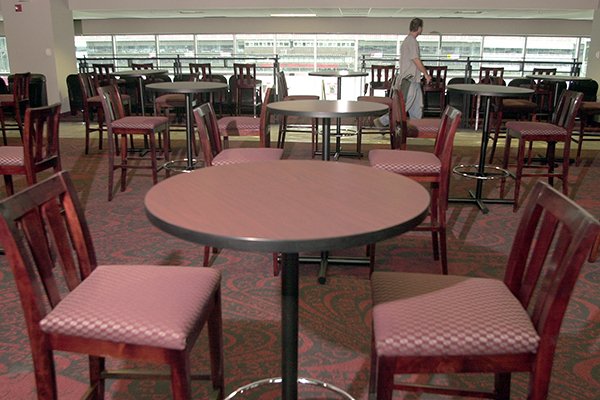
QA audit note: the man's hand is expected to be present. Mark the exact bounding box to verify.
[424,74,432,85]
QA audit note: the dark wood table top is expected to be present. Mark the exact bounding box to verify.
[526,74,591,82]
[447,83,533,97]
[145,160,429,254]
[110,69,169,77]
[268,99,388,119]
[145,81,228,94]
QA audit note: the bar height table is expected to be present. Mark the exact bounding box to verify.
[145,160,429,400]
[146,81,228,172]
[309,70,369,157]
[446,83,534,214]
[268,99,387,161]
[526,74,591,109]
[110,69,169,116]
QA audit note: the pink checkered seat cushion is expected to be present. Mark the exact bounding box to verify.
[369,149,441,176]
[372,271,540,357]
[505,121,567,141]
[218,116,260,136]
[112,116,168,131]
[40,265,221,350]
[155,93,185,108]
[213,148,284,166]
[406,118,440,138]
[0,93,14,104]
[0,146,24,166]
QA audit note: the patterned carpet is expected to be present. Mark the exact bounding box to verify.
[0,126,599,399]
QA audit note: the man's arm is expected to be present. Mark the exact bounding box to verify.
[413,57,431,84]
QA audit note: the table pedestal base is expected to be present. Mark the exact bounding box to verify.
[163,158,202,173]
[299,252,371,284]
[224,377,356,400]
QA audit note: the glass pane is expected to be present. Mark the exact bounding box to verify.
[0,37,10,74]
[417,34,440,60]
[525,36,579,74]
[357,34,398,67]
[482,36,525,75]
[195,34,234,75]
[579,38,590,76]
[114,35,156,69]
[75,35,113,59]
[275,34,316,73]
[157,34,193,72]
[441,35,482,77]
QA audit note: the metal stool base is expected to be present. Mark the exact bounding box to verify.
[224,376,356,399]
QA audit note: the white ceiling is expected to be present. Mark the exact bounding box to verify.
[69,8,593,21]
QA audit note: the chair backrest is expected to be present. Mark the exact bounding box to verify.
[97,85,127,124]
[12,72,31,103]
[479,66,504,85]
[434,106,462,205]
[277,71,289,99]
[423,66,447,90]
[131,62,154,70]
[532,67,557,76]
[503,181,599,368]
[369,65,396,94]
[508,78,534,89]
[0,171,97,352]
[233,63,257,82]
[189,63,212,80]
[92,63,116,86]
[77,72,97,100]
[551,90,583,131]
[357,95,395,134]
[23,103,61,173]
[569,79,598,102]
[193,102,221,166]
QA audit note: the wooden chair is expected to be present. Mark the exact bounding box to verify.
[394,89,442,150]
[569,79,600,165]
[356,95,395,155]
[0,72,31,142]
[365,64,395,96]
[369,106,463,275]
[422,65,447,117]
[275,71,319,153]
[92,63,119,87]
[217,86,274,148]
[77,73,105,154]
[532,67,557,118]
[488,77,538,163]
[502,90,583,211]
[131,62,154,70]
[369,180,600,400]
[98,85,170,201]
[189,62,212,79]
[193,100,283,269]
[0,171,224,400]
[472,67,504,128]
[232,63,262,116]
[0,103,61,196]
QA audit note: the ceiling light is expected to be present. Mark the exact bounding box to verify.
[270,13,316,17]
[454,10,483,15]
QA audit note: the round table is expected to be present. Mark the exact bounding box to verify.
[145,160,430,400]
[446,83,534,213]
[268,100,388,160]
[526,74,591,108]
[110,69,169,116]
[308,70,368,100]
[146,81,228,171]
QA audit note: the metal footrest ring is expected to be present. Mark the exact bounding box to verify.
[452,164,510,180]
[224,376,356,399]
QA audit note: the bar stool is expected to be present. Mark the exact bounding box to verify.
[232,63,262,116]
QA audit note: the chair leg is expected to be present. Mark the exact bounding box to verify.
[88,356,106,399]
[149,134,158,185]
[170,353,191,400]
[203,246,211,267]
[376,357,395,400]
[3,175,14,196]
[367,243,376,276]
[120,134,128,193]
[488,110,503,163]
[108,135,115,201]
[208,290,225,399]
[561,140,570,196]
[494,373,511,400]
[513,138,527,211]
[430,185,440,261]
[30,343,58,400]
[500,132,513,198]
[272,253,280,276]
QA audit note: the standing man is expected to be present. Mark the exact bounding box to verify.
[399,17,431,119]
[374,17,431,127]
